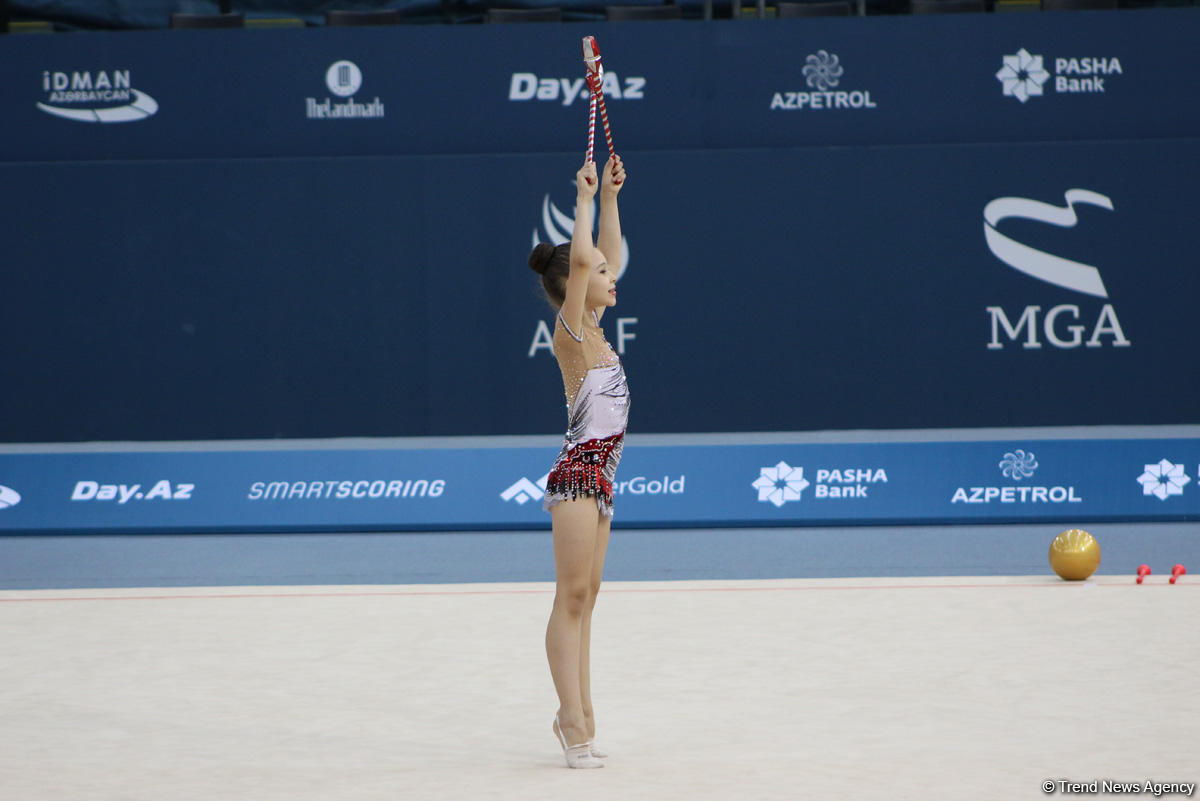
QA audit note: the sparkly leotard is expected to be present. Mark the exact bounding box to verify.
[543,309,631,518]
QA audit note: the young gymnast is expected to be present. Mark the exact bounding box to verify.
[527,154,628,769]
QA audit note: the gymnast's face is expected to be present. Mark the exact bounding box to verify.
[585,253,617,309]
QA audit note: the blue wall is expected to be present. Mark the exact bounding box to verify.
[2,13,1198,442]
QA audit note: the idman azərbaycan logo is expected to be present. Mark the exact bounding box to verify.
[983,189,1131,351]
[37,69,158,123]
[526,183,638,360]
[996,48,1123,103]
[770,50,878,111]
[951,451,1081,505]
[508,71,644,106]
[1136,459,1190,501]
[0,484,21,510]
[306,60,384,120]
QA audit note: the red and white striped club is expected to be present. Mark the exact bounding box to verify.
[582,36,615,164]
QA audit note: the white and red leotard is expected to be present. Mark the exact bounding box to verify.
[543,310,630,518]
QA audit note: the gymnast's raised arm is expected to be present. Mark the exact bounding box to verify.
[560,161,601,336]
[594,155,625,322]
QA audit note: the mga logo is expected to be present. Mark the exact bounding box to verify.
[983,189,1130,350]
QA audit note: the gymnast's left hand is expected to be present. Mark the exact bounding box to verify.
[601,154,625,195]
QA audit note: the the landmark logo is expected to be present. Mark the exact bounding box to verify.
[306,60,384,120]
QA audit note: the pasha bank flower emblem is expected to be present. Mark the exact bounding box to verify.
[752,461,810,507]
[996,49,1050,104]
[803,51,844,91]
[1137,459,1191,501]
[999,450,1038,481]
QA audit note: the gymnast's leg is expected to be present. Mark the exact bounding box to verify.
[546,498,602,750]
[579,510,610,743]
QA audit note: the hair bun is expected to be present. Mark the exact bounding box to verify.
[529,242,557,275]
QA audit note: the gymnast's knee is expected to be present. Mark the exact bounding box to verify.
[556,583,591,617]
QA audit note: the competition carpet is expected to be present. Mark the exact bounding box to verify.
[1,575,1197,800]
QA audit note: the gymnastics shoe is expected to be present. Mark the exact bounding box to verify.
[553,714,604,769]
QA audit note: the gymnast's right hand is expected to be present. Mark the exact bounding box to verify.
[576,161,598,198]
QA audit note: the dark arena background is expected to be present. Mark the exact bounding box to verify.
[1,2,1197,799]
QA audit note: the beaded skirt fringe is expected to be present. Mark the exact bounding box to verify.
[543,433,624,519]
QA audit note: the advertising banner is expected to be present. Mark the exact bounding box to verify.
[1,11,1198,161]
[0,437,1197,533]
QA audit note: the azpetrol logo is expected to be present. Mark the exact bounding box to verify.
[306,60,384,120]
[508,72,645,106]
[983,190,1130,350]
[1136,459,1191,501]
[37,69,158,123]
[770,50,878,111]
[752,461,887,507]
[951,450,1081,505]
[999,449,1038,481]
[0,484,21,510]
[997,49,1123,103]
[526,182,637,359]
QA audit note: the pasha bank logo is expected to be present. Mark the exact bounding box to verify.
[997,48,1123,103]
[1136,459,1191,501]
[526,183,637,359]
[37,69,158,123]
[983,189,1130,350]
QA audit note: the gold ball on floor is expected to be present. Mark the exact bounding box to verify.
[1049,529,1101,581]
